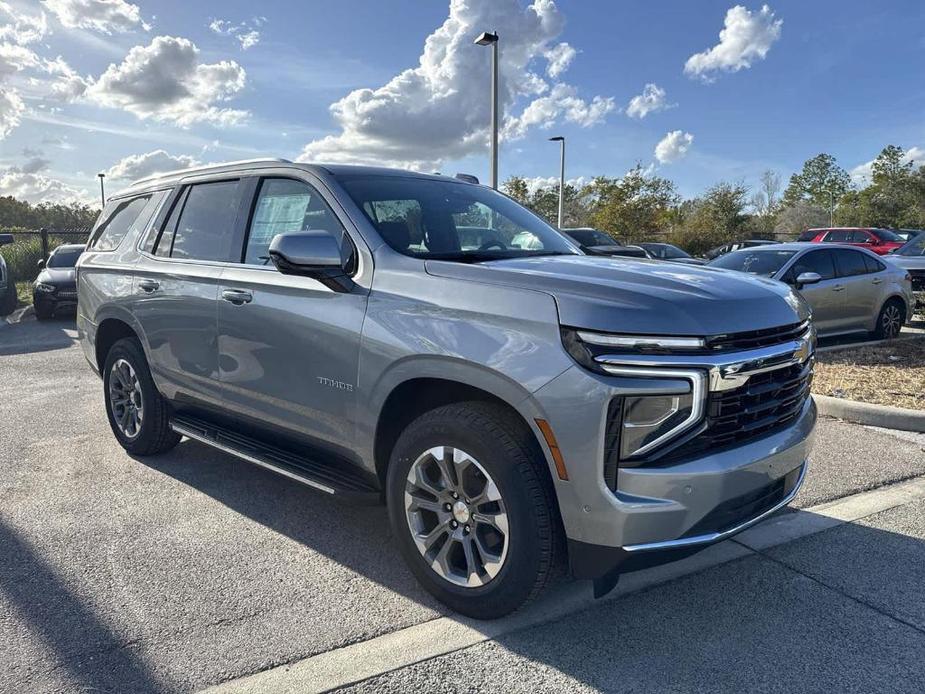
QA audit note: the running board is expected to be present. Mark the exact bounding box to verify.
[170,415,380,504]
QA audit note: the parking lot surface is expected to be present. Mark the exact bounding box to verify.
[2,318,925,693]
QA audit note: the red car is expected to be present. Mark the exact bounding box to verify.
[799,227,905,255]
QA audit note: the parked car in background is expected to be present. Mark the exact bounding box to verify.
[802,227,904,255]
[710,243,913,338]
[704,239,779,260]
[0,233,16,316]
[33,243,85,320]
[637,242,705,265]
[887,233,925,311]
[895,229,925,243]
[78,159,816,619]
[560,228,650,258]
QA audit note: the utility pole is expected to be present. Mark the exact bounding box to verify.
[97,173,106,208]
[549,136,565,228]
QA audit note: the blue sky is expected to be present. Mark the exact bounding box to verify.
[1,0,924,204]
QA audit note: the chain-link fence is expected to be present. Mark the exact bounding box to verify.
[0,228,91,286]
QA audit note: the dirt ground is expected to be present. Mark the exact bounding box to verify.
[813,338,925,410]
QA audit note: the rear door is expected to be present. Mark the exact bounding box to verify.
[785,249,845,333]
[134,178,245,408]
[216,174,370,455]
[831,248,879,330]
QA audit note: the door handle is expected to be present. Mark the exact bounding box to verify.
[832,285,846,292]
[221,289,253,305]
[138,279,159,293]
[871,278,883,285]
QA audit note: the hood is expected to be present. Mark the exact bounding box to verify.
[425,255,809,336]
[37,267,76,285]
[669,257,706,265]
[888,255,925,269]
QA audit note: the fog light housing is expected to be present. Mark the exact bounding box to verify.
[620,391,697,459]
[35,282,55,293]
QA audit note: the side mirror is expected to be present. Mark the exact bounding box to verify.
[0,233,13,247]
[37,258,45,268]
[268,230,354,292]
[795,271,822,288]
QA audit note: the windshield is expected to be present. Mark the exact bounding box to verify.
[709,249,797,277]
[644,243,689,259]
[896,235,925,257]
[872,228,902,242]
[339,176,578,261]
[566,229,617,247]
[47,247,83,268]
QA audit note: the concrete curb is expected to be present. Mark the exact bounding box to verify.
[814,394,925,433]
[816,332,923,353]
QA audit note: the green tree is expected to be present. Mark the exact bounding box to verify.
[586,166,679,243]
[501,177,529,205]
[668,182,750,255]
[833,146,925,228]
[0,196,99,230]
[782,153,850,213]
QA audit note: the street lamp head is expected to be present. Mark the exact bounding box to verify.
[474,31,499,46]
[97,172,105,179]
[548,136,565,142]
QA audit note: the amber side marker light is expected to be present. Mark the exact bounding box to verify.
[535,418,569,481]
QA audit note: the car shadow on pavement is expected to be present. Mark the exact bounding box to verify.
[0,317,78,356]
[0,516,168,693]
[132,439,449,611]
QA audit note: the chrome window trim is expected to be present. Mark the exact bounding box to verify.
[598,366,707,459]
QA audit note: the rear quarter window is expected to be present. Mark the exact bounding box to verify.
[90,193,165,251]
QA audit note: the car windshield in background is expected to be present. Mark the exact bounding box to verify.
[339,176,578,261]
[896,235,925,256]
[655,244,689,259]
[709,249,796,277]
[567,229,616,246]
[47,248,83,268]
[871,228,902,242]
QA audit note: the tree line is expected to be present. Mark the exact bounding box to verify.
[0,196,100,231]
[503,145,925,256]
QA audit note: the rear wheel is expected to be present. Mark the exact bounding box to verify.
[873,298,904,340]
[103,337,180,455]
[386,402,559,619]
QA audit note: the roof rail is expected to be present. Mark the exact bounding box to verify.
[130,158,293,186]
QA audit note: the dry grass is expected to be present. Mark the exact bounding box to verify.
[813,338,925,410]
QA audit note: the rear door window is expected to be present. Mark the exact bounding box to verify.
[824,230,851,243]
[90,193,164,251]
[832,249,868,277]
[169,180,241,262]
[863,254,886,274]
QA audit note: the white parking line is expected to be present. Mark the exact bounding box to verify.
[201,475,925,694]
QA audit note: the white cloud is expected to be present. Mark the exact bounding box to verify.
[0,168,88,203]
[850,146,925,185]
[522,174,591,194]
[684,4,782,80]
[654,130,694,164]
[0,87,23,138]
[544,42,575,78]
[42,0,148,34]
[209,17,264,50]
[626,83,673,119]
[105,149,199,180]
[299,0,613,170]
[21,153,51,173]
[85,36,247,126]
[0,2,48,44]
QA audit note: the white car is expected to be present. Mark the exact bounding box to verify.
[888,234,925,311]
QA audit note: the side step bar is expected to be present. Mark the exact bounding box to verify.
[170,415,380,504]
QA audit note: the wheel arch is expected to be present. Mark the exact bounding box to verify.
[93,308,147,371]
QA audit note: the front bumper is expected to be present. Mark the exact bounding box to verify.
[533,356,816,579]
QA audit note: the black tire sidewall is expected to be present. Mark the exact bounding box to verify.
[386,405,551,618]
[102,338,169,454]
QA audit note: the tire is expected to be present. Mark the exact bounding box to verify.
[873,298,904,340]
[0,283,15,317]
[102,337,180,456]
[34,301,53,320]
[386,401,560,619]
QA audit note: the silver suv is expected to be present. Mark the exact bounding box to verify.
[78,159,817,619]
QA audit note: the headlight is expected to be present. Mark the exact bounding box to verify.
[621,392,697,459]
[35,282,55,293]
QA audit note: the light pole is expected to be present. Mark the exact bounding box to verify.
[549,136,565,228]
[474,31,499,189]
[97,173,106,207]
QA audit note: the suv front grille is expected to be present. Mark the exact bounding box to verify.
[663,359,813,463]
[704,321,809,352]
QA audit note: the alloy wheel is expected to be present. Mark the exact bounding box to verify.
[404,446,509,587]
[882,304,902,339]
[108,358,144,439]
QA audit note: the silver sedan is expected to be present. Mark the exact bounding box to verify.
[709,242,914,338]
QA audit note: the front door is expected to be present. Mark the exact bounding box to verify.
[217,176,369,454]
[786,249,846,334]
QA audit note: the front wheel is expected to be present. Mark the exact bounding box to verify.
[102,337,180,456]
[386,402,559,619]
[873,299,904,340]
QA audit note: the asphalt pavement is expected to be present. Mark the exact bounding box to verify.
[2,317,924,693]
